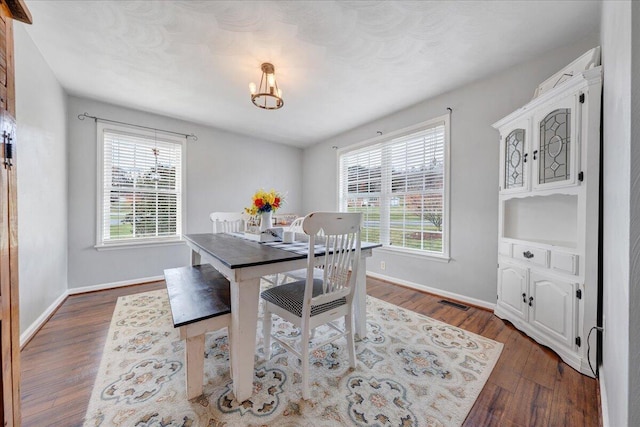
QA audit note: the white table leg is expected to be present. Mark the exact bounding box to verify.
[354,256,368,339]
[185,333,205,399]
[191,249,201,266]
[229,277,261,402]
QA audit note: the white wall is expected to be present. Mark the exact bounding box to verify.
[67,96,303,289]
[303,36,599,304]
[601,2,632,426]
[14,25,68,334]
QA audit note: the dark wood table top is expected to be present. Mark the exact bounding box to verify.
[184,233,304,269]
[183,233,381,269]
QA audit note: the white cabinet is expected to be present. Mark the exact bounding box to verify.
[497,261,579,348]
[493,64,601,377]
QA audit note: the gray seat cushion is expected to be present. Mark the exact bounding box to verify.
[261,279,347,318]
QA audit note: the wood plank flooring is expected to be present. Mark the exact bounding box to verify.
[20,278,601,426]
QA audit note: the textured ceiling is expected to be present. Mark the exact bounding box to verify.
[23,1,600,147]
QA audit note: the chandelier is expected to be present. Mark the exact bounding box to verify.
[249,63,283,110]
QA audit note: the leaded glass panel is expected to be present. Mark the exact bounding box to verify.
[504,129,525,190]
[539,108,571,184]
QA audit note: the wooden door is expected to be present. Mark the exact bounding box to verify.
[1,109,17,426]
[0,1,31,425]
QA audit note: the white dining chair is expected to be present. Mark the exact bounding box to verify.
[260,211,362,399]
[209,212,246,234]
[210,211,280,287]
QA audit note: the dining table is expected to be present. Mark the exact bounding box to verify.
[183,232,381,402]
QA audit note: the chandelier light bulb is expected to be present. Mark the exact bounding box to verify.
[267,73,275,88]
[249,82,257,95]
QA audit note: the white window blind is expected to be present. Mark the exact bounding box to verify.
[98,124,184,246]
[339,116,449,256]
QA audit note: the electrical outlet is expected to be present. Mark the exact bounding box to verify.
[380,261,386,270]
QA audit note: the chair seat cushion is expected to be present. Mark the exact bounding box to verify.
[260,279,347,318]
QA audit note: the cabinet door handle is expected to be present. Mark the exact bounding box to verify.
[533,150,538,160]
[523,152,528,163]
[529,296,534,306]
[522,293,527,303]
[523,251,534,259]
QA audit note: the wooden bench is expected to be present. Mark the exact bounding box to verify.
[164,264,231,399]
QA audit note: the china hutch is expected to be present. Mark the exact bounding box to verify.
[492,54,601,377]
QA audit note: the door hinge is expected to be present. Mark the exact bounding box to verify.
[3,131,13,169]
[578,171,584,182]
[579,93,585,103]
[576,289,582,299]
[575,336,581,347]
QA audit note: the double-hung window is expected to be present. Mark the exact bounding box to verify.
[96,122,185,248]
[339,114,450,258]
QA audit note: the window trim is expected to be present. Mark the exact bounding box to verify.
[336,114,451,260]
[95,121,187,249]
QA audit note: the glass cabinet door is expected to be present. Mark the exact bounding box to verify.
[500,119,530,194]
[533,93,579,190]
[504,128,526,190]
[538,108,571,185]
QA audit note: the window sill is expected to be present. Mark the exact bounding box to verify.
[95,238,185,251]
[375,245,451,263]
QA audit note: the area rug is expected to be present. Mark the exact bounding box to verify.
[83,288,503,426]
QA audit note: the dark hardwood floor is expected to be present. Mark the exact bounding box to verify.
[20,278,601,426]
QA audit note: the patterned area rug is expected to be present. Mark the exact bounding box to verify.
[84,289,502,426]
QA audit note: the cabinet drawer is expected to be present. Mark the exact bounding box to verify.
[551,252,578,275]
[513,244,548,267]
[499,241,512,257]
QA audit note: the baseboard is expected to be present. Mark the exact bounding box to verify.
[367,271,496,311]
[22,272,491,348]
[66,275,164,295]
[21,275,164,348]
[599,367,610,427]
[20,291,68,349]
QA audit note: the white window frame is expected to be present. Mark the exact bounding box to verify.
[95,122,186,249]
[337,114,450,261]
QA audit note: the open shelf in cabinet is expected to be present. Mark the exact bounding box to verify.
[503,194,578,248]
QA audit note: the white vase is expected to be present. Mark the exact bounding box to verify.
[260,211,273,232]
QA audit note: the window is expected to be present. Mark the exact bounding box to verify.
[339,115,450,258]
[96,123,185,247]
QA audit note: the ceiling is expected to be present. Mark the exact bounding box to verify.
[23,1,600,147]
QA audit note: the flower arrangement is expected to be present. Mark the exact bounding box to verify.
[244,189,283,216]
